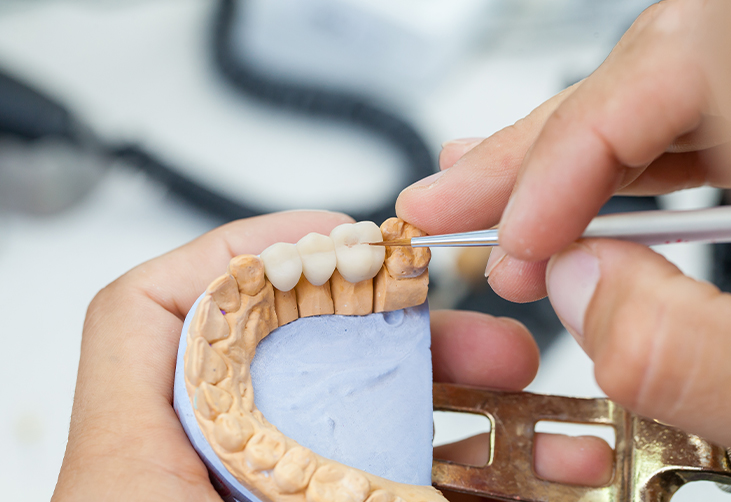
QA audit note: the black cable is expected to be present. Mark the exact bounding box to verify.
[0,71,75,142]
[211,0,436,224]
[0,3,437,223]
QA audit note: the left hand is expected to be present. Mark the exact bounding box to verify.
[52,211,610,502]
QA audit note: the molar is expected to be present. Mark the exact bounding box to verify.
[244,430,286,471]
[260,243,303,292]
[330,222,385,284]
[273,446,318,493]
[306,464,370,502]
[297,233,337,286]
[380,218,430,278]
[214,412,254,452]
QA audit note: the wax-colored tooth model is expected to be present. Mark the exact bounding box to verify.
[175,219,445,502]
[374,218,431,313]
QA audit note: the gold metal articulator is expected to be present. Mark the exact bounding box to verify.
[432,383,731,502]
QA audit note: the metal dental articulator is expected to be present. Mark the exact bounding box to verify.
[376,206,731,501]
[431,384,731,502]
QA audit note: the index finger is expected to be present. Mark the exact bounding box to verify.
[500,1,722,261]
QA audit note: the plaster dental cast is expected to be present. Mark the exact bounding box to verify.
[181,218,437,502]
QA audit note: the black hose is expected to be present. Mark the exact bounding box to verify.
[210,0,436,224]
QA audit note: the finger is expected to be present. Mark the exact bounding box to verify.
[533,433,613,487]
[430,310,539,390]
[547,239,731,447]
[499,1,717,261]
[434,433,612,489]
[485,247,548,303]
[396,84,580,236]
[439,138,485,171]
[617,143,731,195]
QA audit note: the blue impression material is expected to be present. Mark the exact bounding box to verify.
[250,302,433,486]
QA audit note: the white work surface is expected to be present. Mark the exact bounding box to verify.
[0,1,725,501]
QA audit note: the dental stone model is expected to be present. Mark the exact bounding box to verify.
[177,218,448,502]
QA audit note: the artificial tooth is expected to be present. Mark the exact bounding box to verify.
[296,232,337,286]
[260,242,303,292]
[330,221,386,283]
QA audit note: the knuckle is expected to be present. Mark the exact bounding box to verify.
[83,277,133,335]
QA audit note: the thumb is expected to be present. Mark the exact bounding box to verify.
[546,239,731,447]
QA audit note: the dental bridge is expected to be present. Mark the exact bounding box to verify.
[179,218,731,502]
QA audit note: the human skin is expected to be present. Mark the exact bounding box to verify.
[51,210,610,502]
[396,0,731,462]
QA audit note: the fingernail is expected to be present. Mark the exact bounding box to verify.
[404,170,445,190]
[484,247,506,278]
[546,245,600,340]
[441,137,484,149]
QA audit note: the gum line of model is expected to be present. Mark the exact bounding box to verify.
[184,218,445,502]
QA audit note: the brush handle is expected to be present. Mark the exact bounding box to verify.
[583,206,731,245]
[410,206,731,247]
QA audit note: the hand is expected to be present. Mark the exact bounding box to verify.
[51,210,611,501]
[397,0,731,448]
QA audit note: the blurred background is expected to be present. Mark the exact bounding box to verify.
[0,1,727,500]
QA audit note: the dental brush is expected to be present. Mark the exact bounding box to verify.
[372,206,731,247]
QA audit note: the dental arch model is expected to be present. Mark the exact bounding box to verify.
[183,218,447,502]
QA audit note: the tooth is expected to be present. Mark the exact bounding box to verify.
[194,382,232,420]
[260,243,303,292]
[373,266,429,313]
[244,430,286,471]
[214,412,254,452]
[380,218,430,279]
[189,295,229,343]
[185,337,228,386]
[206,274,241,313]
[228,255,266,296]
[373,218,431,313]
[273,446,318,493]
[296,233,337,286]
[307,465,370,502]
[330,222,385,283]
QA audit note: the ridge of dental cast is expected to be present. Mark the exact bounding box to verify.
[261,221,386,291]
[184,218,442,502]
